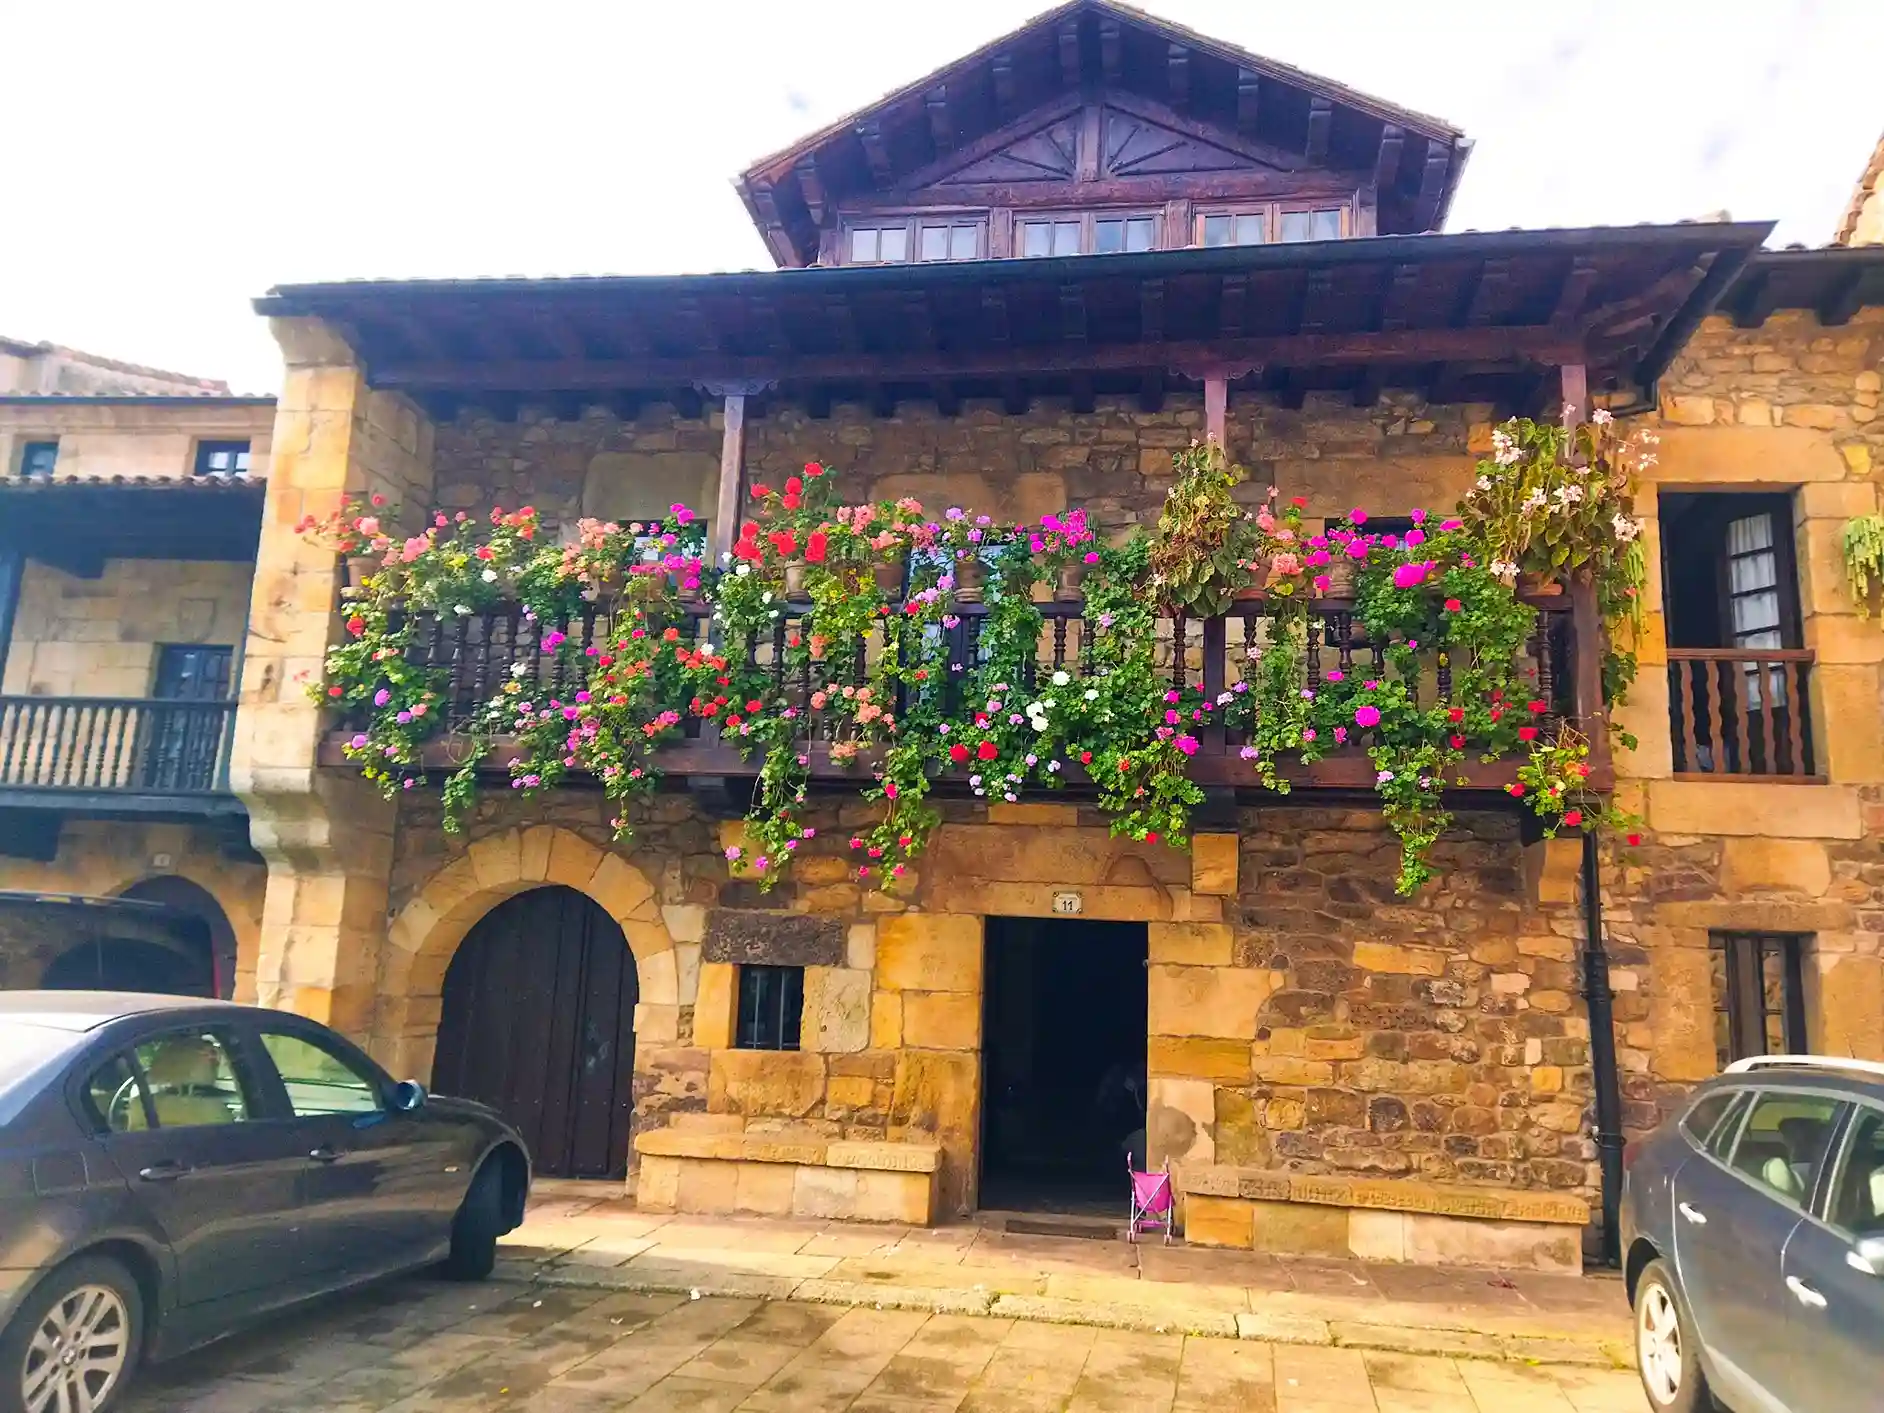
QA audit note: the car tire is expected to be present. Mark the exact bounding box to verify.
[443,1159,505,1281]
[1635,1259,1714,1412]
[0,1254,144,1413]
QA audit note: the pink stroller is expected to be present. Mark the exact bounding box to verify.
[1127,1158,1174,1244]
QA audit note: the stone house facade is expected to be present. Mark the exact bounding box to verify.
[14,3,1884,1273]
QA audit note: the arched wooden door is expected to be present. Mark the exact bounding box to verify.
[432,886,639,1179]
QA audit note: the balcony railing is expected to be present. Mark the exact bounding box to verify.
[342,594,1599,793]
[0,696,237,798]
[1667,648,1817,779]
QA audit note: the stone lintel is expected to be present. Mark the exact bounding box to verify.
[1176,1165,1589,1226]
[703,909,846,967]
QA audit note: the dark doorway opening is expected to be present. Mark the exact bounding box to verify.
[980,916,1147,1214]
[432,885,638,1180]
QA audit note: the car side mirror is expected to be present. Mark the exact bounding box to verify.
[389,1079,428,1113]
[1848,1237,1884,1277]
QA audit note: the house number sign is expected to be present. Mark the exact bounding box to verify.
[1052,891,1083,915]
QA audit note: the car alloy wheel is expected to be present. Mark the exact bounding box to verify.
[21,1284,130,1413]
[1637,1281,1684,1405]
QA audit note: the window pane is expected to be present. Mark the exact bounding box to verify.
[1235,214,1264,245]
[1021,222,1053,258]
[21,442,58,478]
[1054,220,1079,254]
[1125,217,1155,252]
[1728,1092,1845,1203]
[949,225,978,260]
[261,1032,381,1116]
[920,225,950,262]
[1310,209,1344,240]
[1278,211,1312,243]
[86,1054,145,1133]
[133,1031,249,1128]
[878,227,908,263]
[1202,215,1233,247]
[1681,1090,1737,1147]
[736,965,804,1050]
[1728,513,1775,554]
[849,229,878,263]
[1828,1109,1884,1236]
[1705,1092,1751,1159]
[1095,219,1124,254]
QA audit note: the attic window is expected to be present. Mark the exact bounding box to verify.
[1278,207,1346,243]
[848,224,910,264]
[848,218,984,265]
[18,441,58,479]
[1019,212,1158,258]
[1200,211,1266,247]
[193,440,251,478]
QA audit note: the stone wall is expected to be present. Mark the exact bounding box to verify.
[0,399,273,484]
[2,559,253,697]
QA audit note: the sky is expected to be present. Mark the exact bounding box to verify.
[3,0,1880,394]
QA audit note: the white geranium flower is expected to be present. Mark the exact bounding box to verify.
[1591,407,1613,426]
[735,563,751,577]
[1051,670,1070,686]
[1031,719,1048,733]
[1084,689,1099,702]
[482,568,498,582]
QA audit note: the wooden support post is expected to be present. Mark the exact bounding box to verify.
[1560,362,1588,431]
[1571,578,1610,778]
[0,547,21,691]
[1203,374,1228,445]
[703,380,773,563]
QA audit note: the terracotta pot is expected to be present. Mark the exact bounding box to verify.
[1055,559,1086,601]
[1519,569,1566,598]
[1324,557,1358,598]
[783,561,809,598]
[954,554,986,605]
[873,556,907,597]
[346,554,381,588]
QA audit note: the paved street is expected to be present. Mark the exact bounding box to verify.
[121,1278,1651,1413]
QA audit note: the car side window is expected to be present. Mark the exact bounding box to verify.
[82,1054,148,1134]
[131,1031,253,1129]
[1825,1107,1884,1239]
[1681,1090,1738,1148]
[257,1031,382,1117]
[1728,1091,1846,1205]
[1704,1091,1750,1160]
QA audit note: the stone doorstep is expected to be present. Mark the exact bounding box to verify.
[632,1127,943,1174]
[1175,1166,1590,1227]
[496,1263,1631,1370]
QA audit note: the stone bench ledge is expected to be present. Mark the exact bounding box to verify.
[634,1128,941,1174]
[1177,1166,1589,1227]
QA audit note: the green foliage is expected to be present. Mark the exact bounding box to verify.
[1842,513,1884,619]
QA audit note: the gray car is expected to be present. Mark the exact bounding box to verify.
[1620,1054,1884,1412]
[0,991,532,1413]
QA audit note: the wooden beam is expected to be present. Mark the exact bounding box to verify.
[540,318,589,361]
[548,393,585,422]
[1236,69,1261,136]
[1305,97,1332,163]
[794,157,827,225]
[1002,378,1030,415]
[372,326,1586,393]
[1100,19,1123,83]
[1140,278,1166,342]
[869,384,897,418]
[1276,371,1310,411]
[1138,368,1165,413]
[1415,145,1452,225]
[824,296,861,353]
[926,87,953,157]
[1429,363,1469,403]
[992,52,1018,118]
[841,167,1355,213]
[1297,269,1338,334]
[709,392,747,563]
[1464,258,1512,326]
[1060,283,1088,343]
[1818,269,1866,326]
[606,391,643,422]
[1069,374,1095,414]
[745,182,800,266]
[1204,374,1228,443]
[1058,16,1082,87]
[1168,44,1191,110]
[1219,274,1249,338]
[672,387,705,420]
[981,287,1010,345]
[902,290,937,351]
[857,121,893,186]
[1550,256,1599,328]
[804,387,832,420]
[1730,268,1780,329]
[1374,124,1404,191]
[1560,362,1589,429]
[1351,366,1385,407]
[932,381,962,417]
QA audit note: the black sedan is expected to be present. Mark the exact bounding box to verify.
[0,992,531,1413]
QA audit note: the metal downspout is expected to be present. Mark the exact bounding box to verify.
[1581,828,1626,1268]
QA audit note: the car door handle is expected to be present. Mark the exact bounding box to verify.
[1786,1275,1828,1310]
[308,1146,342,1164]
[1678,1202,1707,1225]
[137,1161,188,1182]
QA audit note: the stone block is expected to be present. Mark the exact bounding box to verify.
[675,1157,741,1215]
[890,1049,980,1215]
[662,904,707,944]
[703,910,845,967]
[588,854,657,923]
[1190,834,1238,896]
[517,825,555,883]
[709,1049,827,1118]
[1346,1209,1408,1263]
[853,1169,937,1224]
[790,1164,861,1219]
[1148,1076,1216,1167]
[1182,1196,1253,1249]
[1646,781,1861,839]
[734,1160,798,1217]
[1251,1056,1335,1086]
[875,914,982,992]
[1351,941,1446,976]
[928,878,1175,920]
[825,1141,942,1173]
[924,825,1186,889]
[639,948,678,1006]
[803,966,871,1053]
[1815,664,1884,780]
[1148,1035,1252,1084]
[870,990,903,1049]
[1148,964,1273,1038]
[846,923,876,971]
[1402,1215,1582,1273]
[986,802,1080,825]
[634,1003,680,1044]
[1720,837,1831,896]
[1249,1200,1351,1258]
[902,990,981,1050]
[1147,922,1234,966]
[636,1154,681,1212]
[695,962,737,1049]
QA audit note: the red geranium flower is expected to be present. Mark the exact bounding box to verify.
[976,740,998,760]
[1449,734,1465,749]
[1563,809,1583,827]
[346,616,366,637]
[1291,496,1308,508]
[1526,699,1547,714]
[746,700,763,713]
[804,461,825,477]
[1518,726,1539,742]
[749,484,772,499]
[785,476,803,496]
[949,743,970,763]
[1079,751,1093,764]
[805,531,827,564]
[327,685,344,698]
[1145,831,1159,843]
[1447,707,1465,724]
[1627,831,1643,846]
[1506,783,1524,797]
[1443,598,1462,613]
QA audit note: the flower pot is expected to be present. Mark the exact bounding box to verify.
[1055,559,1086,602]
[783,561,809,598]
[1323,557,1357,598]
[1519,569,1566,598]
[346,554,381,588]
[873,556,908,598]
[954,554,986,605]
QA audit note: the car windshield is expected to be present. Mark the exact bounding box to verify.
[0,1021,85,1123]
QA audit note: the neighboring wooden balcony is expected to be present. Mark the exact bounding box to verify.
[0,695,242,814]
[1667,648,1818,780]
[324,594,1606,796]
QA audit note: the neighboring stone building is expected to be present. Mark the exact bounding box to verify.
[23,2,1883,1271]
[0,340,274,999]
[1835,130,1884,248]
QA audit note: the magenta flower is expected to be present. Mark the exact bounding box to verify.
[1391,562,1430,589]
[1355,704,1382,728]
[1175,735,1200,756]
[373,688,391,707]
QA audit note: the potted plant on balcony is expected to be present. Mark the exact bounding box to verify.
[1148,441,1256,617]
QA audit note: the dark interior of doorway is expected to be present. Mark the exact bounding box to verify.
[980,916,1147,1215]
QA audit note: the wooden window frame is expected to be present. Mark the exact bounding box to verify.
[1016,209,1161,258]
[193,439,252,478]
[734,964,804,1051]
[1193,201,1353,248]
[1712,931,1809,1066]
[18,439,58,478]
[1661,491,1804,650]
[844,215,987,266]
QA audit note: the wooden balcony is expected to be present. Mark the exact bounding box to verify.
[0,695,242,815]
[323,593,1607,798]
[1668,648,1818,781]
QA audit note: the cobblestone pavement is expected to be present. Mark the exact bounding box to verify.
[120,1278,1650,1413]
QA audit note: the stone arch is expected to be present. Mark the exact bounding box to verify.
[113,875,239,998]
[374,826,676,1079]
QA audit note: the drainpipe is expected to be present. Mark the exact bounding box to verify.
[0,548,21,691]
[1581,827,1626,1268]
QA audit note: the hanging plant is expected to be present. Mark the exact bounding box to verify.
[1841,513,1884,619]
[1148,440,1255,617]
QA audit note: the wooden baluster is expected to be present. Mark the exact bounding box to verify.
[1202,616,1227,753]
[798,620,813,734]
[30,700,54,785]
[0,700,17,782]
[1242,612,1258,671]
[1369,633,1385,680]
[105,702,131,788]
[1307,613,1323,686]
[1677,661,1702,773]
[1703,661,1728,775]
[771,617,788,694]
[1533,619,1556,727]
[1053,614,1069,670]
[1436,650,1452,704]
[1758,658,1780,775]
[1731,658,1755,776]
[1335,611,1354,679]
[1787,661,1810,776]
